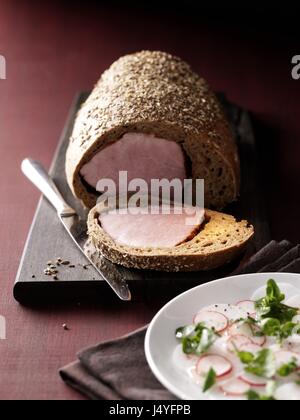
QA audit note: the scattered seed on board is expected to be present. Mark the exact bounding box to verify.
[43,258,79,280]
[44,268,58,276]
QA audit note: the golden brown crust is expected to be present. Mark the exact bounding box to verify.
[66,51,240,209]
[87,206,254,272]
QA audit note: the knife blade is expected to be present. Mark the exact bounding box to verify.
[21,158,132,301]
[60,214,132,300]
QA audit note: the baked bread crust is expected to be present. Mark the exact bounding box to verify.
[66,51,240,209]
[87,205,254,272]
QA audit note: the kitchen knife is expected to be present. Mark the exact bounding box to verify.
[21,158,132,301]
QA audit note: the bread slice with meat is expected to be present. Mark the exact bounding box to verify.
[66,51,240,210]
[87,204,254,272]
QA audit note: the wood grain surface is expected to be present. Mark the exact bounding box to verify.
[0,1,299,400]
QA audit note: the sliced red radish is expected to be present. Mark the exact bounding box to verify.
[285,341,300,354]
[250,336,266,347]
[275,350,300,370]
[236,300,256,316]
[228,322,266,346]
[284,333,300,353]
[249,326,267,347]
[200,303,248,321]
[227,335,252,353]
[220,377,250,396]
[239,342,262,354]
[193,310,228,333]
[274,383,300,400]
[228,321,253,337]
[239,372,266,387]
[196,354,232,378]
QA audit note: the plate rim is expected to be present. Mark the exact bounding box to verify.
[145,272,300,400]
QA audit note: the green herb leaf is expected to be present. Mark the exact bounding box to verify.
[176,323,218,356]
[246,390,276,401]
[237,351,255,364]
[280,322,299,339]
[175,325,194,339]
[260,318,299,342]
[203,368,216,393]
[277,358,298,377]
[296,380,300,386]
[255,279,298,324]
[241,349,276,379]
[266,279,285,303]
[235,316,257,326]
[261,318,281,337]
[246,390,261,400]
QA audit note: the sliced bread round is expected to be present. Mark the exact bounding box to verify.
[87,204,254,272]
[66,51,240,210]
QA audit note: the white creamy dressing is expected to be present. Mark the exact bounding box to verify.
[173,282,300,400]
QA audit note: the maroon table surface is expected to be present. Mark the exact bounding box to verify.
[0,2,300,400]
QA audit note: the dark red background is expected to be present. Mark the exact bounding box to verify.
[0,1,299,399]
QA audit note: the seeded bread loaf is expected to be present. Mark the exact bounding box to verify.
[66,51,240,210]
[87,205,254,272]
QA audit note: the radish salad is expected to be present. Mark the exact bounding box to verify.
[174,279,300,400]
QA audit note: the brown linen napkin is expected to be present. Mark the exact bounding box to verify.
[258,245,300,273]
[233,240,292,275]
[60,327,172,400]
[59,240,300,400]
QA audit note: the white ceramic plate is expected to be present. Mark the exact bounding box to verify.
[145,272,300,400]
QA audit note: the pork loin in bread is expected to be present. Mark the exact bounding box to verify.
[66,51,240,210]
[87,203,254,272]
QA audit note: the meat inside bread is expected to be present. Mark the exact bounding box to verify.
[87,203,254,272]
[66,51,240,210]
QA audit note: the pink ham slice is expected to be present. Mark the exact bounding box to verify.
[80,133,187,190]
[99,205,205,248]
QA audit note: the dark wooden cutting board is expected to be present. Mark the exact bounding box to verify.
[14,93,271,304]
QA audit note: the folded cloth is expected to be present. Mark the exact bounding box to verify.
[60,327,172,400]
[258,245,300,273]
[60,240,300,400]
[234,240,292,275]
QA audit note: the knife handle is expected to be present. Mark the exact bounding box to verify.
[21,158,76,217]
